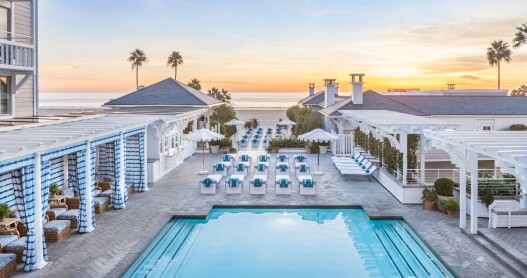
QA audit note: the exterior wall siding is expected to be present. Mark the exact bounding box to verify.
[13,2,32,43]
[14,74,34,117]
[428,115,527,131]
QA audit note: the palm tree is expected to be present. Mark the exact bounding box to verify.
[486,40,512,90]
[128,49,148,89]
[167,51,183,80]
[187,78,201,90]
[513,21,527,48]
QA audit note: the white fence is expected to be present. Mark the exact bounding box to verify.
[332,134,354,156]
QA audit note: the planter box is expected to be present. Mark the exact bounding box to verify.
[454,189,488,218]
[319,146,328,154]
[210,145,220,154]
[277,148,307,153]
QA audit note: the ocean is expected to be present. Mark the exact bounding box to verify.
[39,91,308,108]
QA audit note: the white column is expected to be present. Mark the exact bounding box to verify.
[468,151,478,234]
[33,153,47,269]
[419,137,426,185]
[206,115,210,129]
[83,141,94,232]
[192,118,198,131]
[143,127,149,191]
[400,133,408,185]
[118,132,126,208]
[459,162,467,229]
[63,155,68,187]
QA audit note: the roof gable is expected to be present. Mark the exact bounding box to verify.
[328,91,426,116]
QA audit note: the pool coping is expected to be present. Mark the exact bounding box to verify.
[122,204,459,278]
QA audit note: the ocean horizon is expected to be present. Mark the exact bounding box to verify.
[39,91,307,109]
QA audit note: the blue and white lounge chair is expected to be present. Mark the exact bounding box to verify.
[200,175,222,194]
[294,155,307,164]
[213,162,230,176]
[276,154,289,163]
[295,163,310,176]
[254,163,269,174]
[221,154,236,164]
[275,175,291,195]
[298,175,316,195]
[276,162,289,174]
[225,174,244,194]
[238,154,252,164]
[340,165,378,181]
[258,154,270,164]
[234,162,249,176]
[250,175,267,195]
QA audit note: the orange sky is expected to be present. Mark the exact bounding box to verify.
[38,1,527,93]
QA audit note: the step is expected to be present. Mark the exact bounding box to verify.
[372,224,415,277]
[461,229,526,278]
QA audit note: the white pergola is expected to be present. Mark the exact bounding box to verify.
[424,130,527,234]
[338,110,459,184]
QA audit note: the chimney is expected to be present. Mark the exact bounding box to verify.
[324,79,337,107]
[447,83,456,90]
[350,73,365,104]
[309,83,315,96]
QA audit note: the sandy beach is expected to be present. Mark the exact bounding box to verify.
[234,107,288,126]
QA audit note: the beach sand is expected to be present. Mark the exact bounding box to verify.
[234,107,287,126]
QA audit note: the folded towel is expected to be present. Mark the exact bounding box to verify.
[229,178,239,187]
[259,155,268,162]
[253,178,263,187]
[300,164,308,172]
[202,178,213,187]
[257,164,266,172]
[216,163,225,171]
[297,156,305,162]
[241,155,249,161]
[278,164,288,172]
[279,178,289,188]
[236,163,245,171]
[223,154,230,161]
[278,155,287,162]
[303,179,314,188]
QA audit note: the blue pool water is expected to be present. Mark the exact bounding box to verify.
[124,208,453,278]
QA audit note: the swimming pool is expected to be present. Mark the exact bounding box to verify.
[124,208,453,278]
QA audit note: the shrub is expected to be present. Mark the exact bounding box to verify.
[49,183,60,194]
[508,124,527,131]
[480,190,495,208]
[269,137,306,148]
[444,199,459,211]
[209,138,232,148]
[434,178,454,196]
[286,105,322,135]
[228,147,237,153]
[0,203,9,218]
[422,188,437,202]
[244,118,258,128]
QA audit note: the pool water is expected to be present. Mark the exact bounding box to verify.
[124,208,453,278]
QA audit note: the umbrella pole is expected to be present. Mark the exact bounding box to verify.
[199,140,209,175]
[314,144,323,176]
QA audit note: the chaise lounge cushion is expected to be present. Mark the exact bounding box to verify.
[48,208,67,216]
[57,209,79,221]
[94,189,101,196]
[0,253,16,268]
[0,235,18,250]
[60,188,76,198]
[94,197,108,206]
[44,220,70,232]
[98,189,112,198]
[5,237,26,252]
[492,208,527,215]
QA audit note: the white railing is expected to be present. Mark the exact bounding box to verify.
[332,134,353,156]
[405,168,512,185]
[0,39,35,69]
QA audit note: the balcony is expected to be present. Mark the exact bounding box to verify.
[0,31,35,71]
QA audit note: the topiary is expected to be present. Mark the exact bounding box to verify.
[0,203,10,219]
[480,190,495,208]
[434,178,454,197]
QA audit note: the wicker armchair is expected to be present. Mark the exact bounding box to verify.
[60,185,103,210]
[0,254,16,277]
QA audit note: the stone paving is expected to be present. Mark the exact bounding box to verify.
[13,152,517,278]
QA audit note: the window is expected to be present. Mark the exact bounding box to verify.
[482,126,491,131]
[0,6,10,40]
[162,133,182,157]
[0,76,9,115]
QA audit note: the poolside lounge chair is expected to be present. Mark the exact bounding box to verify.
[200,175,222,194]
[489,200,527,228]
[276,154,289,163]
[4,237,27,263]
[298,175,316,195]
[233,162,249,176]
[275,175,291,195]
[276,163,290,174]
[225,175,244,194]
[340,165,378,181]
[213,162,230,176]
[295,163,310,176]
[251,138,259,145]
[240,139,248,147]
[254,163,269,174]
[221,154,236,165]
[0,254,16,277]
[94,197,109,214]
[257,154,270,164]
[56,209,80,230]
[294,155,307,164]
[337,161,373,171]
[238,154,252,165]
[250,175,267,195]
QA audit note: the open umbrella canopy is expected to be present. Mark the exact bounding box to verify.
[277,119,296,126]
[186,128,225,142]
[225,119,245,126]
[298,128,338,142]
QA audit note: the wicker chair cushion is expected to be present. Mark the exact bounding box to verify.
[94,197,108,206]
[43,220,70,232]
[94,189,101,196]
[48,208,67,216]
[99,189,112,197]
[5,237,26,252]
[57,209,79,221]
[0,254,16,268]
[0,235,18,248]
[60,188,76,198]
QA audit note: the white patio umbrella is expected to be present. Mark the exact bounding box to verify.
[298,128,339,175]
[277,119,296,136]
[186,128,225,175]
[225,119,245,148]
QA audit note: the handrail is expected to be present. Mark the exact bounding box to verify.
[0,38,34,48]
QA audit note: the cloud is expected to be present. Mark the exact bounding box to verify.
[419,56,489,74]
[460,75,483,80]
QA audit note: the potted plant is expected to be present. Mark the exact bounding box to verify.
[228,147,237,153]
[422,188,437,210]
[209,139,220,154]
[318,141,330,154]
[434,178,455,202]
[269,138,280,153]
[444,199,459,217]
[50,183,60,198]
[480,190,495,208]
[0,203,10,222]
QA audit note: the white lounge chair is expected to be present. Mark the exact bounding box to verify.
[250,175,267,195]
[298,175,316,195]
[275,175,291,195]
[276,162,290,174]
[257,154,271,164]
[295,163,310,176]
[254,163,269,174]
[225,174,244,194]
[340,165,378,181]
[338,161,373,171]
[294,155,307,164]
[213,162,230,176]
[200,174,222,194]
[276,154,289,163]
[238,154,252,165]
[489,200,527,228]
[221,154,236,165]
[233,162,249,176]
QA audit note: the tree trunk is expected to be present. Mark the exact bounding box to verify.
[136,66,139,89]
[498,61,500,90]
[175,66,178,80]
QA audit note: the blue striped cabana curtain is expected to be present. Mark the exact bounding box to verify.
[126,134,147,192]
[90,146,96,228]
[76,150,90,232]
[138,132,147,191]
[67,154,78,191]
[112,139,126,208]
[40,160,51,215]
[123,136,128,205]
[98,143,114,183]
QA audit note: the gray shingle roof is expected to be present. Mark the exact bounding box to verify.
[323,90,527,116]
[299,91,325,105]
[104,78,223,107]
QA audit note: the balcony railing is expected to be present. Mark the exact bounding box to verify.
[0,39,34,70]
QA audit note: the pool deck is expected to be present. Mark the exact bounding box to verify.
[14,152,520,277]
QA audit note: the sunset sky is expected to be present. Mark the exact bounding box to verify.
[39,0,527,93]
